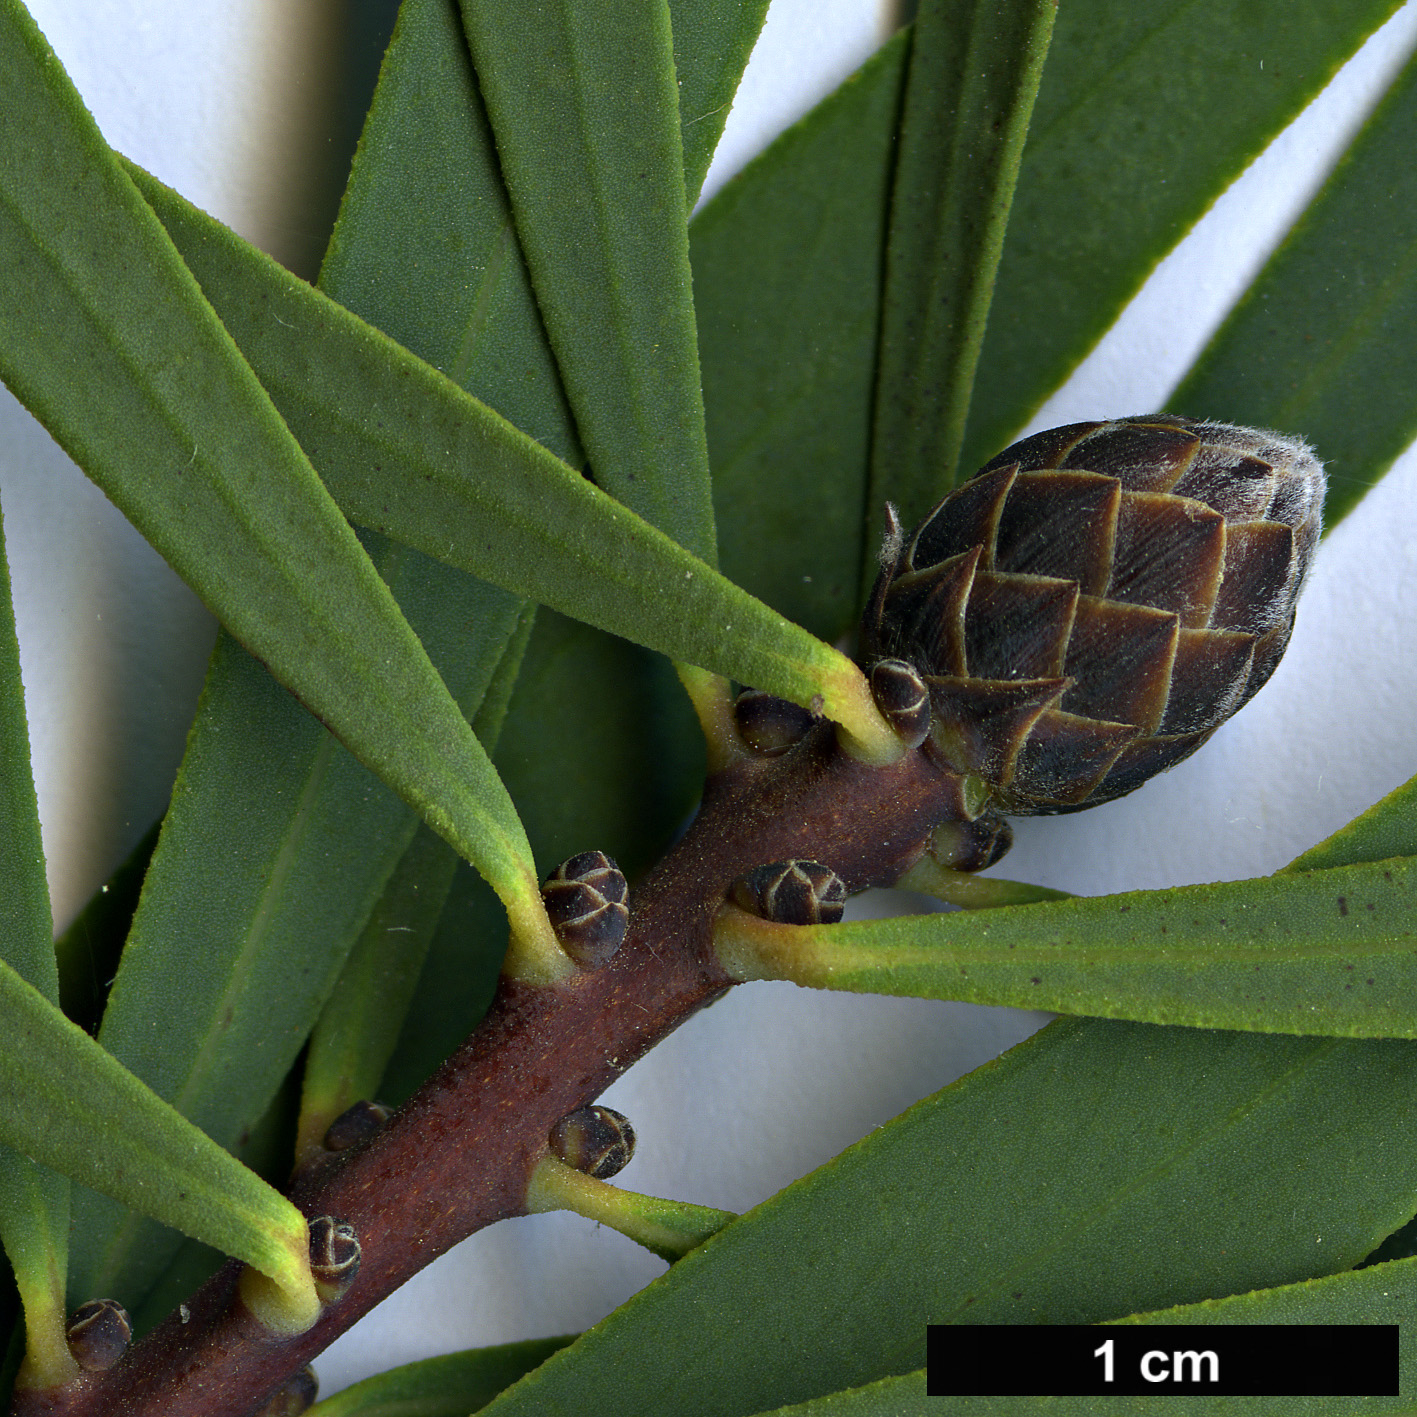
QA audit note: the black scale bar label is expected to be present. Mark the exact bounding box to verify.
[926,1324,1399,1396]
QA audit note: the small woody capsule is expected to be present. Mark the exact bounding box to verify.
[323,1099,392,1152]
[730,860,847,926]
[732,688,815,756]
[542,851,629,968]
[308,1215,361,1305]
[869,659,931,749]
[549,1105,636,1180]
[254,1368,319,1417]
[928,814,1013,873]
[66,1298,131,1372]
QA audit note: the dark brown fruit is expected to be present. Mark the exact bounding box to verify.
[734,688,816,755]
[66,1298,131,1372]
[730,860,848,925]
[862,416,1324,814]
[542,850,630,967]
[549,1105,636,1179]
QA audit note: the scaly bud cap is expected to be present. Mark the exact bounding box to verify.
[550,1105,636,1180]
[254,1368,319,1417]
[323,1100,391,1152]
[862,416,1324,814]
[542,851,629,968]
[733,688,816,756]
[66,1298,131,1372]
[308,1216,361,1305]
[730,861,848,925]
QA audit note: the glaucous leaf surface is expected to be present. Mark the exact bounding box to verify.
[481,1018,1417,1417]
[960,0,1404,473]
[866,0,1055,547]
[722,855,1417,1036]
[1170,45,1417,531]
[455,0,717,563]
[693,34,907,642]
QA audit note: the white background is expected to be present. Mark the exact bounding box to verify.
[6,0,1417,1397]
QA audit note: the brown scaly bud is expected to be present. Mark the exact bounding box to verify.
[928,814,1013,873]
[308,1216,361,1304]
[66,1298,131,1372]
[253,1368,319,1416]
[730,860,848,925]
[869,658,932,749]
[323,1099,392,1152]
[549,1105,636,1180]
[733,688,816,756]
[861,416,1324,814]
[541,850,629,967]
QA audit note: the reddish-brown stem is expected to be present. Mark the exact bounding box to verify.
[17,725,966,1417]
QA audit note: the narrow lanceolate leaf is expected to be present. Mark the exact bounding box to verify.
[296,611,535,1162]
[0,3,551,956]
[670,0,770,203]
[960,0,1403,474]
[1170,46,1417,531]
[71,557,521,1307]
[307,1338,573,1417]
[1287,771,1417,872]
[694,34,908,643]
[866,0,1055,558]
[0,961,315,1320]
[73,0,547,1306]
[0,507,74,1386]
[719,856,1417,1037]
[128,174,896,758]
[481,1019,1417,1417]
[318,0,582,469]
[455,0,717,563]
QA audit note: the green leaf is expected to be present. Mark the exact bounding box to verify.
[1169,45,1417,531]
[0,503,73,1384]
[480,1019,1417,1417]
[318,0,582,470]
[0,958,315,1319]
[72,0,550,1303]
[308,1337,573,1416]
[0,2,549,951]
[52,821,158,1035]
[129,171,893,755]
[693,34,908,643]
[69,550,525,1306]
[866,0,1055,553]
[719,855,1417,1037]
[495,610,702,878]
[1287,772,1417,873]
[454,0,716,563]
[377,861,508,1108]
[671,0,770,203]
[960,0,1405,474]
[295,601,533,1159]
